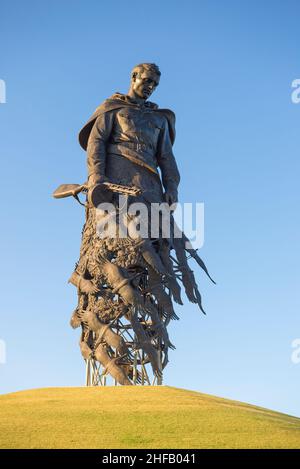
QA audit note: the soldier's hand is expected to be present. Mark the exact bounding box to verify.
[88,174,109,189]
[164,190,178,208]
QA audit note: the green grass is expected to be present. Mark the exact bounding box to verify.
[0,386,300,449]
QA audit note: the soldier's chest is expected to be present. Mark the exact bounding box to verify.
[116,108,163,136]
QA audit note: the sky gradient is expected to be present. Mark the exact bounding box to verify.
[1,0,300,417]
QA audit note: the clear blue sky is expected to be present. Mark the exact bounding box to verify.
[1,0,299,417]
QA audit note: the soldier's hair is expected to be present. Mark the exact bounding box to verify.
[131,63,161,80]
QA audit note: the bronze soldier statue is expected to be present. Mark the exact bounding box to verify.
[53,63,214,386]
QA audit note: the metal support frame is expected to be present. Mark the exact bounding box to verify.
[85,314,164,386]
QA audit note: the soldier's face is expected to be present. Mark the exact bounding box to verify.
[132,72,160,99]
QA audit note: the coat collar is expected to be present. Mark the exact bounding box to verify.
[110,92,159,110]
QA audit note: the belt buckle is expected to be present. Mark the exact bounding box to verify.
[136,143,147,152]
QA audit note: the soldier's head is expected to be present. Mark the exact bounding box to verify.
[129,63,161,100]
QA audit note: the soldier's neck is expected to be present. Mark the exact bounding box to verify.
[127,89,146,105]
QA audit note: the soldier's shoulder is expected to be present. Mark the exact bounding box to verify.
[155,109,176,133]
[155,107,176,121]
[79,96,124,150]
[93,95,126,114]
[153,108,176,144]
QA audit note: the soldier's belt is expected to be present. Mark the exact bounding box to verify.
[107,143,158,175]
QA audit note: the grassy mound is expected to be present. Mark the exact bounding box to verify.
[0,386,299,449]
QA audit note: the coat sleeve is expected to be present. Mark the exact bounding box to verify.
[156,117,180,193]
[86,110,115,183]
